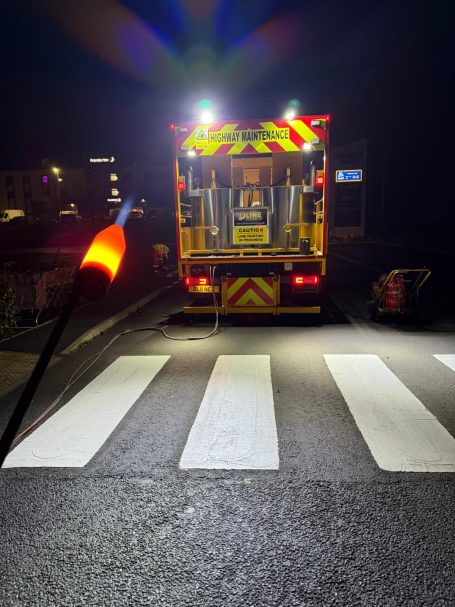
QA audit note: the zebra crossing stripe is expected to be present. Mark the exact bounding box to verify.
[2,356,169,468]
[180,355,279,470]
[434,354,455,373]
[324,354,455,472]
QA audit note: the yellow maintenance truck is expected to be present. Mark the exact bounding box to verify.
[172,114,330,314]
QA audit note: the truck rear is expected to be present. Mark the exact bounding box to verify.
[172,114,330,315]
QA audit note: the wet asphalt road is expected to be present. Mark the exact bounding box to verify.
[1,244,455,606]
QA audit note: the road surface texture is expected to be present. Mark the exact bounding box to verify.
[1,243,454,606]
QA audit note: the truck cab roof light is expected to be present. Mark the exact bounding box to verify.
[284,110,297,120]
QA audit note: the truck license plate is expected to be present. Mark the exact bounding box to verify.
[189,285,219,293]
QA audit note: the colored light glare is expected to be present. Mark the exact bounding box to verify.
[80,224,126,282]
[199,99,212,110]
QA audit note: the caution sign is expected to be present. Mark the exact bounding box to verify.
[195,128,208,149]
[233,226,268,245]
[232,208,269,245]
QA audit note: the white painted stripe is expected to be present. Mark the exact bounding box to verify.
[434,354,455,373]
[180,355,279,470]
[325,354,455,472]
[2,356,169,468]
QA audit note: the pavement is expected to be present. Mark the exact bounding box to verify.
[1,243,454,606]
[1,281,454,606]
[0,242,178,396]
[0,351,43,399]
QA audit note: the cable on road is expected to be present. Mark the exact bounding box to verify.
[11,266,220,447]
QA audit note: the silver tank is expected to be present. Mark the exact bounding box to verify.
[188,188,233,250]
[262,185,302,248]
[186,185,303,249]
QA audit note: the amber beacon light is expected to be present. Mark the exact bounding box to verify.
[0,224,127,467]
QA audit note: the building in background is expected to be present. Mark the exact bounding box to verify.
[0,158,173,221]
[329,139,367,240]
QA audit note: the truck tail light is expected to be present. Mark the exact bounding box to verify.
[293,275,319,286]
[316,170,324,188]
[292,275,320,291]
[184,276,210,287]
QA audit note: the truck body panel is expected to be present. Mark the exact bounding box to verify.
[172,115,330,314]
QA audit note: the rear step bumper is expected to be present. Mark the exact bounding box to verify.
[183,305,321,315]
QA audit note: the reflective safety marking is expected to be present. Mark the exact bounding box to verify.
[434,354,455,373]
[2,356,170,468]
[324,354,455,472]
[180,355,279,469]
[227,277,274,306]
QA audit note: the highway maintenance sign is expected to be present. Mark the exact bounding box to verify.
[174,116,328,156]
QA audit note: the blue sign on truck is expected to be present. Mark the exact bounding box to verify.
[336,169,362,182]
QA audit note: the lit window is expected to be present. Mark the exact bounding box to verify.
[111,188,119,196]
[110,173,118,182]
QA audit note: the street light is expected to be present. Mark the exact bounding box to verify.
[52,167,62,206]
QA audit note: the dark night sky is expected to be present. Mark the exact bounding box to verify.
[1,0,454,228]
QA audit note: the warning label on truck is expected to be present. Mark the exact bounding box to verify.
[233,226,269,245]
[232,208,269,244]
[209,128,289,144]
[195,128,208,149]
[233,208,267,226]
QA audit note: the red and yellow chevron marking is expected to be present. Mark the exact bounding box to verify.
[174,116,328,157]
[226,277,274,306]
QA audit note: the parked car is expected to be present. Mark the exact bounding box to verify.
[0,209,26,224]
[58,210,81,225]
[128,208,145,219]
